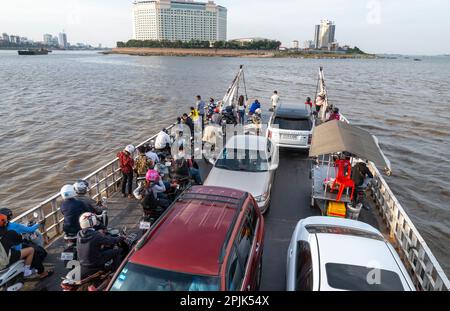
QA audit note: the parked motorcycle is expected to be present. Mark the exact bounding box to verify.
[60,229,138,291]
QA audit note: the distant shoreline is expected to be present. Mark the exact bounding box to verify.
[106,48,376,59]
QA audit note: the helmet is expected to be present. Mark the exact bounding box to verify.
[73,180,89,195]
[145,169,160,183]
[0,214,7,228]
[60,185,76,200]
[162,128,168,134]
[214,108,220,113]
[333,107,339,113]
[0,208,13,221]
[79,212,98,230]
[125,145,135,154]
[255,108,262,115]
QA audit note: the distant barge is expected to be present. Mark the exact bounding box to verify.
[18,49,51,55]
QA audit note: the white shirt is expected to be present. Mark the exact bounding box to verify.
[271,94,280,107]
[145,151,160,163]
[155,131,171,150]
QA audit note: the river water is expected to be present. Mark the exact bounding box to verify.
[0,50,449,274]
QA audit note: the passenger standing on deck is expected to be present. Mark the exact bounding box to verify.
[196,95,206,130]
[117,145,135,199]
[315,93,326,113]
[305,97,313,113]
[237,95,246,125]
[271,91,280,111]
[190,106,200,122]
[182,113,195,137]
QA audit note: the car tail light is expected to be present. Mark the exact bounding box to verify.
[268,130,272,139]
[308,134,312,144]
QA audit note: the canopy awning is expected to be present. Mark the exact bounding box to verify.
[309,120,391,171]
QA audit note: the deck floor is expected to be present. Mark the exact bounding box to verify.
[30,146,385,291]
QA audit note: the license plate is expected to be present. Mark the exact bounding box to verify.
[282,134,300,140]
[61,252,74,261]
[139,221,151,230]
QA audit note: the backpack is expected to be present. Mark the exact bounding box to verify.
[141,189,158,211]
[135,155,150,175]
[0,237,11,270]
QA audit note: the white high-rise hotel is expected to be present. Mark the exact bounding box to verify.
[132,0,227,42]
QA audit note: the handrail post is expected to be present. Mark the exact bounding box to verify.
[51,199,60,237]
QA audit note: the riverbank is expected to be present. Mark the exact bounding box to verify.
[106,48,376,59]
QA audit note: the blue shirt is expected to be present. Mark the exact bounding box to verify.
[7,222,40,250]
[197,100,206,115]
[249,102,261,114]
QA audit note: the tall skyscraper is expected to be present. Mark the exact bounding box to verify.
[43,34,53,45]
[2,33,10,42]
[132,0,227,42]
[59,32,68,49]
[314,20,336,49]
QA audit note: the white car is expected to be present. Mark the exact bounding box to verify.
[267,103,314,150]
[204,135,279,214]
[286,217,415,291]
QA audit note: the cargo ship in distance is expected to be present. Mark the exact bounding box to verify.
[18,48,51,55]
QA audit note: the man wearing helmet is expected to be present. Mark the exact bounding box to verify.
[76,213,123,276]
[73,180,103,214]
[60,184,95,236]
[117,145,135,199]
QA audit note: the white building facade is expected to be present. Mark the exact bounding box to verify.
[132,0,227,42]
[314,19,336,49]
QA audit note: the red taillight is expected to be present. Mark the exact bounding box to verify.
[268,130,272,139]
[308,134,312,144]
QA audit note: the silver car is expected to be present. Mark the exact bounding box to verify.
[286,216,415,291]
[267,103,314,150]
[204,135,279,214]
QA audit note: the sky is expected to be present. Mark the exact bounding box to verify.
[0,0,449,55]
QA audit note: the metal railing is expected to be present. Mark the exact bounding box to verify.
[368,163,450,291]
[11,122,177,245]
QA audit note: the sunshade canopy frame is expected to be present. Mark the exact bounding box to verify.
[309,120,391,172]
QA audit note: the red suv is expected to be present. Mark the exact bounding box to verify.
[107,186,265,291]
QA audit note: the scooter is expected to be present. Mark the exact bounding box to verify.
[0,260,25,292]
[60,229,138,291]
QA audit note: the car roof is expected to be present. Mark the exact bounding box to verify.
[276,103,310,119]
[316,233,408,290]
[129,186,248,276]
[225,135,269,151]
